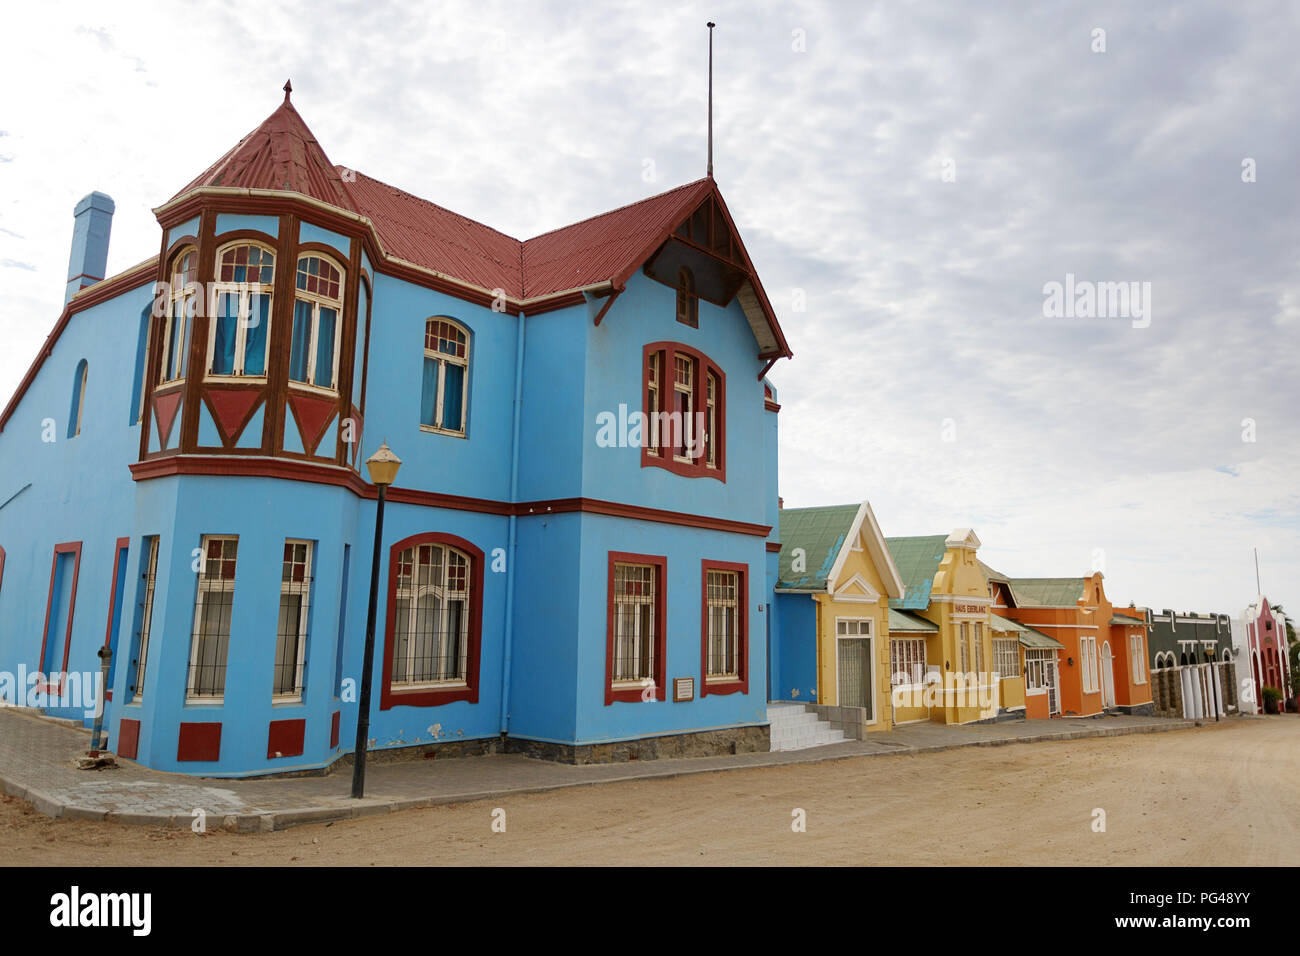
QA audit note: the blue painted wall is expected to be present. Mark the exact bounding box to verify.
[774,592,818,702]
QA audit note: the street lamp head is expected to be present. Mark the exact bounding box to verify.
[366,440,402,487]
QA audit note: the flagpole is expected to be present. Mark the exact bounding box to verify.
[707,21,715,178]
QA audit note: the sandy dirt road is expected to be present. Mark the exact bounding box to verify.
[3,717,1296,866]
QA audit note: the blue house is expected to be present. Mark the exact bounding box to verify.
[0,88,792,776]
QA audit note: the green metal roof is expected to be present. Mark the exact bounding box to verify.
[988,614,1028,633]
[1018,627,1066,650]
[884,535,948,610]
[1111,614,1146,627]
[1006,577,1086,608]
[776,504,860,591]
[888,608,939,633]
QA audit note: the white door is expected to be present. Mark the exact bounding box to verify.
[1101,641,1116,709]
[1046,657,1061,715]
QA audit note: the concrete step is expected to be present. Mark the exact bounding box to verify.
[766,704,848,752]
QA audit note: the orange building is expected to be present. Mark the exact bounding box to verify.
[983,567,1153,718]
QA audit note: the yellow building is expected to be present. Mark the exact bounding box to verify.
[884,529,1014,725]
[774,502,906,736]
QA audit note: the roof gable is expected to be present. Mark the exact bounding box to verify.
[777,502,903,598]
[1006,577,1088,607]
[884,535,949,610]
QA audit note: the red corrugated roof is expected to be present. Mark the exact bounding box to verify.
[167,98,787,356]
[170,98,356,212]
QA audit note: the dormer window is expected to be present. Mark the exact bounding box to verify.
[676,267,698,327]
[209,242,275,379]
[159,248,197,386]
[290,254,344,391]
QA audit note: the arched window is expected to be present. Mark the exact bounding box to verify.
[290,253,344,390]
[676,267,698,327]
[209,241,275,378]
[420,318,469,436]
[380,532,483,710]
[68,359,88,438]
[159,247,197,386]
[641,341,726,479]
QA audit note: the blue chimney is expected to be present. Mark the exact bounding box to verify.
[64,191,115,304]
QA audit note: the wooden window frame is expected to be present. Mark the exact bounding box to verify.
[290,253,346,394]
[38,541,82,694]
[206,240,276,382]
[420,317,470,438]
[379,532,483,710]
[1130,633,1147,684]
[158,247,198,388]
[675,266,698,327]
[605,552,667,704]
[640,341,726,482]
[700,560,748,696]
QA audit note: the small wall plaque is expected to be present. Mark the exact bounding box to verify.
[673,677,694,702]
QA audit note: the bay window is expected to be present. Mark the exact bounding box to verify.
[641,342,725,480]
[159,248,196,385]
[209,243,274,379]
[290,254,344,390]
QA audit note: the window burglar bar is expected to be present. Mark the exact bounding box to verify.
[706,570,738,678]
[274,541,312,699]
[890,638,926,685]
[392,542,470,686]
[994,638,1021,678]
[613,563,656,682]
[187,536,238,700]
[131,536,160,699]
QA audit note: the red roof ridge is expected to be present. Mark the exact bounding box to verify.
[522,177,712,244]
[340,167,525,245]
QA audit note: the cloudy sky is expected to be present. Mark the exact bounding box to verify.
[1,0,1295,617]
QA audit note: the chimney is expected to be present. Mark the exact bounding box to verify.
[64,191,115,304]
[777,496,784,509]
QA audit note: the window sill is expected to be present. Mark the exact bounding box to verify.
[206,374,268,385]
[701,676,745,697]
[288,382,339,398]
[184,696,225,706]
[272,694,304,706]
[380,682,476,709]
[419,424,467,439]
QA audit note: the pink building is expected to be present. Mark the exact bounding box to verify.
[1234,596,1292,711]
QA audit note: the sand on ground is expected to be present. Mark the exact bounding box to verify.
[3,717,1296,866]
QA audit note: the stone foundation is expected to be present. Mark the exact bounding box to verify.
[506,725,771,765]
[1115,702,1155,717]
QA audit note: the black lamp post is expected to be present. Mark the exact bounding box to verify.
[351,440,401,799]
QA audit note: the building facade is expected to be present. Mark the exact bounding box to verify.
[1233,596,1291,713]
[1144,609,1237,719]
[0,91,793,776]
[981,570,1154,718]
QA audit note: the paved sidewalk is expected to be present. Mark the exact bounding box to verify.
[0,707,1205,831]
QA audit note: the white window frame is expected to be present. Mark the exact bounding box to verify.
[274,539,313,702]
[392,543,472,689]
[612,561,658,687]
[159,248,197,388]
[704,568,740,681]
[420,317,470,437]
[290,254,345,393]
[186,534,239,703]
[1130,633,1147,684]
[890,637,927,687]
[974,621,985,677]
[958,621,970,673]
[1081,635,1099,693]
[206,241,275,381]
[994,637,1021,678]
[834,617,877,724]
[1025,648,1057,698]
[132,536,160,702]
[672,353,695,463]
[646,352,661,458]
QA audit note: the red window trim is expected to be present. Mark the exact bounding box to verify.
[38,541,83,694]
[699,560,748,697]
[379,532,483,710]
[605,551,668,705]
[640,341,726,482]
